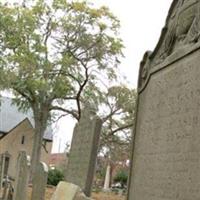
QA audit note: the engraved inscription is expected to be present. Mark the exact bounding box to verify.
[129,50,200,200]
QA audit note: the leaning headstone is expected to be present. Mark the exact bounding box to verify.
[51,182,92,200]
[65,107,102,197]
[128,0,200,199]
[31,162,48,200]
[13,151,30,200]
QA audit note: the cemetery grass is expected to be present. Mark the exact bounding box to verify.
[28,186,125,200]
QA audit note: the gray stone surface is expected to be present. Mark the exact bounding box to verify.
[127,0,200,199]
[51,182,92,200]
[65,108,102,197]
[31,162,48,200]
[0,154,3,191]
[13,151,30,200]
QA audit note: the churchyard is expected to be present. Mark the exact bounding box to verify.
[27,187,125,200]
[1,0,200,199]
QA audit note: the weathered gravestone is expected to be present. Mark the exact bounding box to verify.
[51,182,93,200]
[0,154,4,191]
[31,162,48,200]
[128,0,200,199]
[13,151,30,200]
[65,108,102,197]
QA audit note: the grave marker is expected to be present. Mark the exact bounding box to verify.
[128,0,200,199]
[13,151,30,200]
[0,154,4,191]
[65,108,102,197]
[31,162,48,200]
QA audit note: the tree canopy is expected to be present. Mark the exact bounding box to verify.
[0,0,123,178]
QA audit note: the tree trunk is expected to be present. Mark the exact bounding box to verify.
[30,122,45,177]
[30,107,48,178]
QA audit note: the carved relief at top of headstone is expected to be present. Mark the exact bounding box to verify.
[138,0,200,90]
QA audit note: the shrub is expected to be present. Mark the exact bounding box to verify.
[47,169,64,186]
[113,170,128,188]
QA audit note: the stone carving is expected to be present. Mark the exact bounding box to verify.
[158,0,200,59]
[65,108,102,197]
[138,51,151,89]
[138,0,200,89]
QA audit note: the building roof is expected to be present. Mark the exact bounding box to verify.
[0,97,53,141]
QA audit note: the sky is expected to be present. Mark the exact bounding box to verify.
[52,0,173,153]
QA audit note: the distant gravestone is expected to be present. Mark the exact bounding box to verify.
[31,162,48,200]
[13,151,30,200]
[0,154,4,191]
[65,108,102,197]
[128,0,200,199]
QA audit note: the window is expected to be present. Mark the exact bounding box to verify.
[21,135,25,144]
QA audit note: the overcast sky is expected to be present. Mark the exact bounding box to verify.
[52,0,173,153]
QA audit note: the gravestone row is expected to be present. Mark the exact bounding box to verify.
[0,151,48,200]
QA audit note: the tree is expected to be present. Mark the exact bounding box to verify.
[96,85,136,189]
[100,86,137,149]
[0,0,123,177]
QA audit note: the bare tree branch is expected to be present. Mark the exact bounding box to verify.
[50,106,79,120]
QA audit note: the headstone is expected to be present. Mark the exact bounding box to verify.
[31,162,48,200]
[0,154,4,191]
[51,182,92,200]
[128,0,200,199]
[13,151,30,200]
[65,107,102,197]
[103,164,111,191]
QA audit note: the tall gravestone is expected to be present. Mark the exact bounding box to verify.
[31,162,48,200]
[128,0,200,199]
[13,151,30,200]
[65,107,102,197]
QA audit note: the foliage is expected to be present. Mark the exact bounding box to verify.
[113,170,128,187]
[0,0,123,172]
[96,86,137,161]
[47,168,64,186]
[101,86,136,144]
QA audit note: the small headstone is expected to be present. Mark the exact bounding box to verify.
[31,162,48,200]
[51,182,93,200]
[65,108,102,196]
[13,151,30,200]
